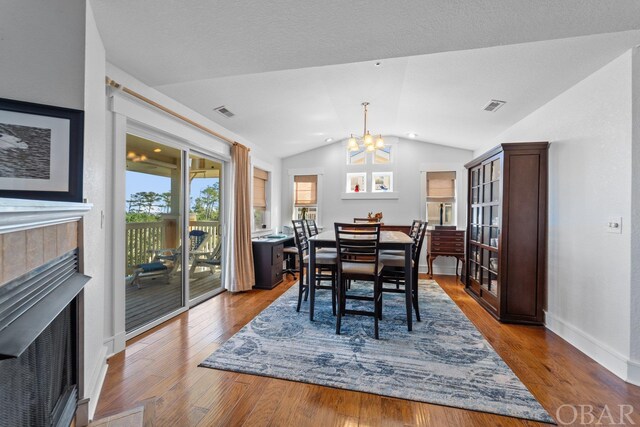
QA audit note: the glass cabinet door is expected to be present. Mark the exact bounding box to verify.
[467,157,501,297]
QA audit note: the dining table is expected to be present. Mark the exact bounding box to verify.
[307,230,415,331]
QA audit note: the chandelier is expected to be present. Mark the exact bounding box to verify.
[347,102,384,152]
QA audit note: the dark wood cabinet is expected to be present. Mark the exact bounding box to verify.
[427,229,465,278]
[252,236,293,289]
[464,142,548,324]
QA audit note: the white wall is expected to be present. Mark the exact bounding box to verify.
[281,136,473,274]
[0,0,86,109]
[477,50,635,382]
[629,47,640,383]
[83,1,109,417]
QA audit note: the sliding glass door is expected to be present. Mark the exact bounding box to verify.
[124,135,226,334]
[188,153,224,303]
[124,134,184,332]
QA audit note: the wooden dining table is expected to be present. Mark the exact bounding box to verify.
[307,230,415,331]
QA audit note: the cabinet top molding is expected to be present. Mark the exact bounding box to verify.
[465,142,549,169]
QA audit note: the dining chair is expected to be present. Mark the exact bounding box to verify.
[380,220,427,322]
[291,220,337,313]
[334,222,384,339]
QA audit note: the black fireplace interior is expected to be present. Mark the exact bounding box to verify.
[0,250,89,427]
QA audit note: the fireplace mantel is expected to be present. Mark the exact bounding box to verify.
[0,198,93,234]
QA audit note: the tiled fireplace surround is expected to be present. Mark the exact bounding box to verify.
[0,200,92,426]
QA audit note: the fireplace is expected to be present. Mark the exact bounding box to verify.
[0,249,89,427]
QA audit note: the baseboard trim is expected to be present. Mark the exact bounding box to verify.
[87,345,109,421]
[104,330,126,357]
[627,359,640,386]
[545,310,632,382]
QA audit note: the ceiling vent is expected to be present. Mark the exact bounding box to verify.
[482,100,506,112]
[214,105,235,118]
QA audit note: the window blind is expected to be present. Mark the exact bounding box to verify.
[253,167,268,208]
[427,171,456,202]
[294,175,317,206]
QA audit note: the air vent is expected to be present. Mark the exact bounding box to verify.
[214,105,235,118]
[483,100,506,112]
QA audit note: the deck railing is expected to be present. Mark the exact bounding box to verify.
[125,220,220,271]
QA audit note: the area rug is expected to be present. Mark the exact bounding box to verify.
[200,280,555,423]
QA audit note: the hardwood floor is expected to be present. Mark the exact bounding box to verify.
[96,275,640,426]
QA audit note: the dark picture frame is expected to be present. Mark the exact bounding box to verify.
[0,97,84,202]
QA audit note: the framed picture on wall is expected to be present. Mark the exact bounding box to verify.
[0,97,84,202]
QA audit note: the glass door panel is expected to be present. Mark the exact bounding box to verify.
[188,153,224,301]
[124,134,184,332]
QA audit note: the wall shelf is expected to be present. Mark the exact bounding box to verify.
[340,192,399,200]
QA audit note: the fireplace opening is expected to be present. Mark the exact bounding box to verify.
[0,305,76,427]
[0,250,89,427]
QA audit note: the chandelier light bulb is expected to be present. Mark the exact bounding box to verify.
[364,132,373,146]
[375,135,384,149]
[365,144,375,152]
[347,135,359,151]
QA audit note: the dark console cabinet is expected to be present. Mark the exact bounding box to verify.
[464,142,548,324]
[252,237,292,289]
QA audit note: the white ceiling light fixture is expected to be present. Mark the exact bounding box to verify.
[324,137,333,143]
[406,132,418,138]
[347,102,384,152]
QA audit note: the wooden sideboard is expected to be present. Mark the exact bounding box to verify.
[427,229,465,279]
[252,236,294,289]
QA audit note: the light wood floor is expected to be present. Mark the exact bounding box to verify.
[96,275,640,426]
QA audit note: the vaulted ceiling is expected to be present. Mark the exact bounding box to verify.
[92,1,640,157]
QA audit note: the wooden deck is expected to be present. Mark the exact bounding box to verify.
[126,270,222,332]
[100,274,640,426]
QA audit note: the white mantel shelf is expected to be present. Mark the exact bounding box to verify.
[0,198,93,234]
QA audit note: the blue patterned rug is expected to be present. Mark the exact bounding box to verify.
[200,280,555,423]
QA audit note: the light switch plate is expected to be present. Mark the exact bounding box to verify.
[607,216,622,234]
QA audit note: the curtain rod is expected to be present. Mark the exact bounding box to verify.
[105,76,249,151]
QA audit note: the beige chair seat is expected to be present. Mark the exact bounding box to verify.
[380,249,405,256]
[283,246,298,254]
[341,261,384,276]
[379,254,414,268]
[304,252,337,265]
[317,247,337,253]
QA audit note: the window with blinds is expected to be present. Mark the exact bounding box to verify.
[426,171,456,226]
[294,175,317,206]
[253,167,269,230]
[253,168,268,208]
[293,175,318,221]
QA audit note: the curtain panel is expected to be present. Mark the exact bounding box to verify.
[230,143,255,292]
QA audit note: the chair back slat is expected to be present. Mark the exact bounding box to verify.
[306,220,319,237]
[409,219,421,240]
[413,220,428,261]
[292,220,309,255]
[334,222,381,274]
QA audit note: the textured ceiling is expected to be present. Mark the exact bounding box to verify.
[155,31,640,157]
[92,0,640,85]
[91,1,640,156]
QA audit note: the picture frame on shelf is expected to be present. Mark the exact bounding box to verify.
[0,97,84,202]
